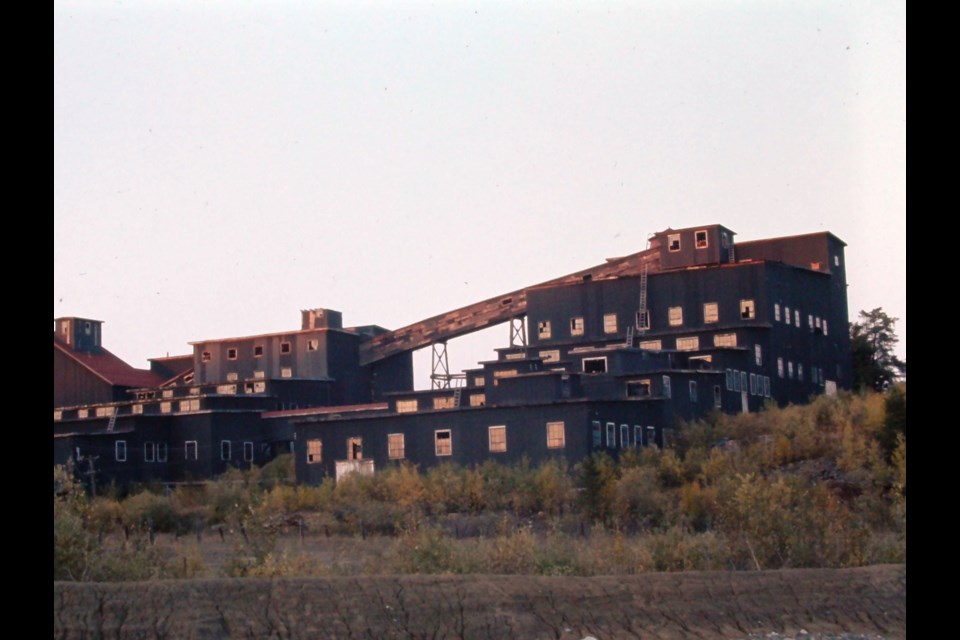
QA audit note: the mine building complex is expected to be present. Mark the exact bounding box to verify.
[53,224,851,488]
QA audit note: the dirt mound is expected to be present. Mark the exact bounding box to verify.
[54,564,904,640]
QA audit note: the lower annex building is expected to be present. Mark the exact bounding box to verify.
[53,224,851,488]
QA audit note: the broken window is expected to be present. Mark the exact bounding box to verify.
[185,440,198,460]
[469,393,485,407]
[433,396,455,410]
[606,422,615,447]
[347,437,363,460]
[668,233,681,252]
[620,424,629,449]
[221,440,232,461]
[592,421,602,448]
[703,302,719,323]
[434,430,452,456]
[570,317,584,336]
[603,313,618,334]
[157,442,168,462]
[307,439,322,464]
[668,306,683,326]
[388,433,405,459]
[254,345,264,357]
[488,426,507,453]
[740,300,756,320]
[243,442,254,462]
[695,230,708,249]
[582,357,607,374]
[547,422,565,449]
[634,425,644,447]
[396,399,418,413]
[202,351,211,363]
[626,379,651,398]
[115,441,127,462]
[537,320,552,340]
[307,339,319,352]
[280,342,291,354]
[227,348,238,360]
[676,336,699,351]
[539,350,560,363]
[647,426,657,449]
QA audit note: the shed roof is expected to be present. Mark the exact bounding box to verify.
[54,334,166,389]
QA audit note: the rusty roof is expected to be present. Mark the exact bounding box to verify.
[54,335,166,389]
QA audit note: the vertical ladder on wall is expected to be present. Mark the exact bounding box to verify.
[453,386,463,408]
[624,324,634,348]
[729,243,736,263]
[106,408,117,432]
[637,262,649,335]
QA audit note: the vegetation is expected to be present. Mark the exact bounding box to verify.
[850,307,906,391]
[54,387,905,581]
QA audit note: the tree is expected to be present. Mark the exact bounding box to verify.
[849,308,906,390]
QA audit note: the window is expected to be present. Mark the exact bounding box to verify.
[217,384,237,395]
[714,385,722,407]
[227,348,238,360]
[388,433,405,459]
[307,439,322,464]
[160,401,172,414]
[823,320,829,335]
[808,314,814,330]
[180,398,201,412]
[583,357,607,374]
[626,379,651,397]
[662,375,671,398]
[635,310,650,330]
[162,389,174,399]
[787,361,794,379]
[647,426,657,449]
[185,441,198,460]
[473,376,485,387]
[689,381,698,402]
[537,320,552,340]
[254,345,264,357]
[280,367,293,378]
[489,426,507,452]
[749,373,757,395]
[347,437,363,460]
[638,339,662,351]
[764,377,771,398]
[740,371,748,393]
[570,317,584,336]
[619,424,629,449]
[834,255,840,267]
[668,233,681,252]
[434,430,452,456]
[668,307,683,326]
[396,399,418,413]
[243,442,254,462]
[606,422,615,447]
[732,371,740,392]
[676,336,699,351]
[740,300,755,320]
[469,393,486,407]
[634,425,644,447]
[791,309,798,327]
[774,303,781,322]
[755,344,762,366]
[54,410,62,421]
[537,350,559,364]
[726,369,735,391]
[592,421,602,448]
[226,372,238,382]
[798,364,804,382]
[115,440,127,462]
[784,306,791,324]
[280,341,291,354]
[714,333,737,347]
[695,230,708,249]
[433,396,455,410]
[157,442,168,462]
[221,441,232,461]
[603,313,618,334]
[307,339,319,352]
[815,316,822,329]
[777,358,784,378]
[703,302,718,323]
[202,351,211,363]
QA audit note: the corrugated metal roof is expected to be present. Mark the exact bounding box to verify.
[54,335,166,389]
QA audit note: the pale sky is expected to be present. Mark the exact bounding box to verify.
[54,0,906,389]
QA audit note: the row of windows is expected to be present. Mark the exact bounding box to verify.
[592,421,658,449]
[773,304,829,335]
[203,340,319,363]
[667,229,722,252]
[725,369,772,398]
[112,440,254,462]
[305,422,567,464]
[395,393,487,414]
[537,315,619,340]
[776,359,829,385]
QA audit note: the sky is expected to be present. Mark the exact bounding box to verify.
[54,0,906,389]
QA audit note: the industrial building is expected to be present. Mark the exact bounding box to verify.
[53,224,851,488]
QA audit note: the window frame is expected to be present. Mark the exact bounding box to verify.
[740,299,756,320]
[668,306,683,327]
[606,422,616,448]
[703,302,719,323]
[667,233,681,252]
[221,440,232,461]
[388,433,405,460]
[243,441,254,462]
[537,320,552,340]
[603,313,618,334]
[694,229,708,249]
[306,439,322,464]
[488,426,507,453]
[570,317,585,336]
[115,440,127,462]
[434,429,452,456]
[185,440,198,461]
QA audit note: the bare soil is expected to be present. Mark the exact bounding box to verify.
[54,564,904,640]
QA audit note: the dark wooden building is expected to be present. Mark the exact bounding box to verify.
[53,224,851,489]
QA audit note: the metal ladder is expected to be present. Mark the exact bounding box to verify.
[452,387,463,408]
[106,408,118,432]
[636,262,649,335]
[624,325,634,348]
